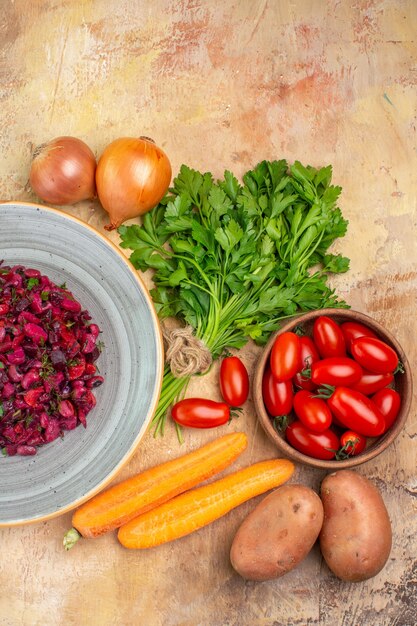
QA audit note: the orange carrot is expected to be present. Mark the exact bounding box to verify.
[63,432,247,549]
[117,458,294,549]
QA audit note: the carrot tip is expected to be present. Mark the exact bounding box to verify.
[63,528,81,551]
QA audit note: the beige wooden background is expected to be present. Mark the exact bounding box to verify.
[0,1,416,625]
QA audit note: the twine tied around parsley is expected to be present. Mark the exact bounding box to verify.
[162,325,213,378]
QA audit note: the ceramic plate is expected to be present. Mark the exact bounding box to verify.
[0,203,164,525]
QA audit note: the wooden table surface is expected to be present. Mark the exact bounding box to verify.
[1,1,416,625]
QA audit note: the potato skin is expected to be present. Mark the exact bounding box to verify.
[230,484,323,581]
[319,470,392,582]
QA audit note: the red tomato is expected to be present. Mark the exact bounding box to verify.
[262,367,293,416]
[340,321,378,352]
[270,332,301,382]
[293,336,320,391]
[350,336,399,374]
[219,356,249,407]
[286,421,339,460]
[293,390,332,432]
[372,388,401,433]
[171,398,230,429]
[327,387,386,437]
[351,370,394,395]
[311,357,363,387]
[313,316,346,358]
[338,430,367,456]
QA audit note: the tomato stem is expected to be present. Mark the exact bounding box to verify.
[272,415,289,434]
[313,384,335,399]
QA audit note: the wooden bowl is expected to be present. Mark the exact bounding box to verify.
[253,308,412,469]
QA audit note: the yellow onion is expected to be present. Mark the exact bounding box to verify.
[95,136,172,231]
[29,136,96,205]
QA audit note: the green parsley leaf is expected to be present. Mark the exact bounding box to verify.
[27,277,39,290]
[119,159,351,436]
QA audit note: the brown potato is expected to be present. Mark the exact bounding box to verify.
[319,470,392,582]
[230,484,323,581]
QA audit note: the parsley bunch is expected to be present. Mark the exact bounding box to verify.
[119,159,350,436]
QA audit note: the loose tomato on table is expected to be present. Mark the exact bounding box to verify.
[293,390,332,433]
[351,370,394,396]
[326,386,386,437]
[262,367,293,416]
[338,430,367,457]
[310,357,363,387]
[171,398,231,429]
[293,336,320,391]
[219,356,249,407]
[270,332,301,382]
[350,336,399,374]
[285,421,339,460]
[372,388,401,433]
[340,321,378,352]
[313,315,346,358]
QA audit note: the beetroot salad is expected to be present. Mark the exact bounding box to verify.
[0,262,104,456]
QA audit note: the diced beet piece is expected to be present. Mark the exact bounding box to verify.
[50,349,66,369]
[39,412,49,429]
[21,369,41,390]
[0,339,13,353]
[88,324,100,338]
[2,382,15,399]
[16,445,37,456]
[25,433,44,447]
[18,311,39,325]
[44,419,60,442]
[24,268,41,278]
[77,407,87,427]
[15,297,30,312]
[23,323,48,344]
[61,298,82,313]
[60,415,78,430]
[30,292,43,313]
[2,426,17,442]
[11,333,25,348]
[7,347,25,365]
[86,376,104,389]
[7,365,22,382]
[82,334,97,354]
[58,399,75,418]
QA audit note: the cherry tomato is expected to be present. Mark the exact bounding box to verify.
[338,430,367,457]
[327,387,386,437]
[351,370,394,395]
[219,356,249,407]
[293,389,332,432]
[293,336,320,391]
[313,315,346,358]
[372,388,401,433]
[171,398,230,429]
[340,321,378,352]
[351,336,399,374]
[262,367,293,416]
[286,421,339,460]
[311,357,363,387]
[270,332,301,382]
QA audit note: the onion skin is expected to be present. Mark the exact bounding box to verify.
[29,136,96,205]
[95,137,172,231]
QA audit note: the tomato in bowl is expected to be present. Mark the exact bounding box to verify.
[253,309,412,469]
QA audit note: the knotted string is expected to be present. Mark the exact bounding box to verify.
[162,325,212,378]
